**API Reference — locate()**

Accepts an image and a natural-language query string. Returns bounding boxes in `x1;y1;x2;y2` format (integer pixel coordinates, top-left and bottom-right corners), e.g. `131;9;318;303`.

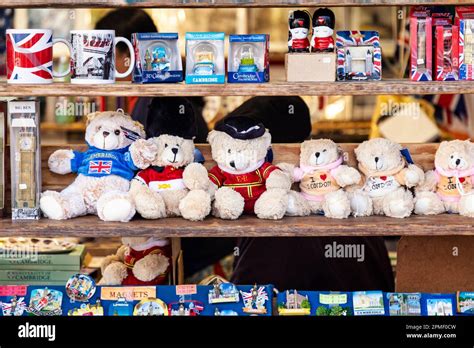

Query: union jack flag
6;30;53;82
423;94;470;138
88;160;112;174
240;286;268;304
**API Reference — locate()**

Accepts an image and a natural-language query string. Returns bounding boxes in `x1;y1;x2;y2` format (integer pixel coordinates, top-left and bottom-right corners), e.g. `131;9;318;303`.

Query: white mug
70;30;135;84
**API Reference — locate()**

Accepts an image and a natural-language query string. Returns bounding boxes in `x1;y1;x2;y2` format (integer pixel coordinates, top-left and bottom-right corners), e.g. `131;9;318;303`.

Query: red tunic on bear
134;166;185;192
208;162;279;214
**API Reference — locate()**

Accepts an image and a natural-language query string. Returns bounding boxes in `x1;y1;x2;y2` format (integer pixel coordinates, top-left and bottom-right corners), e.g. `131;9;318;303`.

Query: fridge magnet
65;274;96;302
288;10;311;53
336;31;382;81
132;32;183;83
133;298;168;316
228;34;270;83
311;8;335;52
68;300;104;316
1;295;27;316
185;32;225;84
386;293;421;316
457;292;474;315
26;288;63;316
278;290;311;316
315;292;353;316
208;283;239;304
214;308;238;316
108;297;133;316
423;294;455;316
168;300;204;316
352;291;385;316
240;285;268;315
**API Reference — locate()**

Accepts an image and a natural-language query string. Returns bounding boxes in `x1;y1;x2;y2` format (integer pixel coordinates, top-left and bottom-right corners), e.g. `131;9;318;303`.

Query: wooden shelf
1;0;471;8
0;214;472;238
41;122;86;132
2;79;474;97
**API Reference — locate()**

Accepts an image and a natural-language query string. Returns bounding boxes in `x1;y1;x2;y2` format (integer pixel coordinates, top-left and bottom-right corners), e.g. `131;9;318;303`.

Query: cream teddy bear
279;139;361;219
415;139;474;217
349;138;425;218
40;111;154;222
99;237;170;286
129;98;211;221
207;116;309;220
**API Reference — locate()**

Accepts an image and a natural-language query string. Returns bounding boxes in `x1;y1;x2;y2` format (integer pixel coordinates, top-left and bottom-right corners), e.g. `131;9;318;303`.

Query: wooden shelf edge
1;0;471;8
2;79;474;97
0;214;472;238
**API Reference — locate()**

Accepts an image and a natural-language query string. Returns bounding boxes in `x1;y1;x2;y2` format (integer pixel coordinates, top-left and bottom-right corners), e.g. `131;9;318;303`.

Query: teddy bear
414;139;474;217
207;116;310;220
40;110;155;222
129;98;211;221
278;139;361;219
349;138;425;218
99;237;171;286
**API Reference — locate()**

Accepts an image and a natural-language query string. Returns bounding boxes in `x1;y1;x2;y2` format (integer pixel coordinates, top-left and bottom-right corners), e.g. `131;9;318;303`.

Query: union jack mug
6;29;72;84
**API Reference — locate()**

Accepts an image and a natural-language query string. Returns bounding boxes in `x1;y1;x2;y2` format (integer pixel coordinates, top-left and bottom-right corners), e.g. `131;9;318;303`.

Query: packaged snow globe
228;34;269;83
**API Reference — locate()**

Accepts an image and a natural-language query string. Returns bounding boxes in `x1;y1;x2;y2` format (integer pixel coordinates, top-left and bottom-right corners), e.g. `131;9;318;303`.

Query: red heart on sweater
320;174;327;181
459;177;466;183
380;176;387;181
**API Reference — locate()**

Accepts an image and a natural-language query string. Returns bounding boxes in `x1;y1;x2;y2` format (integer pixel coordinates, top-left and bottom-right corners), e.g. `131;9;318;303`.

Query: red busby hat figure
311;8;335;53
288;10;311;53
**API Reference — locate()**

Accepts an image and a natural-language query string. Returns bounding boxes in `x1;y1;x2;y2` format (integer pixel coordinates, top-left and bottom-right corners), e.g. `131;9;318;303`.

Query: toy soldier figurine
288;10;311;53
311;8;335;52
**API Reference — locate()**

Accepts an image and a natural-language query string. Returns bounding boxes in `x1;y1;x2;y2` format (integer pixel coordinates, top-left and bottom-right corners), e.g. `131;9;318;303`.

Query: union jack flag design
88;160;113;175
6;30;53;82
423;94;469;138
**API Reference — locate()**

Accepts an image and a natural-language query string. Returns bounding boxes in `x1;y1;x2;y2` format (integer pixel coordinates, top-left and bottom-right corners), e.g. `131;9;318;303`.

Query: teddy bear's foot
97;191;135;222
286;191;311;216
255;189;289;220
323;189;351;219
414;191;445;215
179;189;211;221
383;189;414;218
40;190;87;220
135;190;167;220
99;261;128;285
349;190;373;217
459;194;474;217
212;187;244;220
133;253;170;282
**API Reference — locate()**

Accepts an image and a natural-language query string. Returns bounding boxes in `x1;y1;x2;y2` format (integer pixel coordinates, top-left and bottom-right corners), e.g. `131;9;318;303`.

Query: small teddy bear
349;138;425;218
279;139;361;219
415;139;474;217
99;237;171;286
40;111;154;222
207;116;309;220
129;98;211;221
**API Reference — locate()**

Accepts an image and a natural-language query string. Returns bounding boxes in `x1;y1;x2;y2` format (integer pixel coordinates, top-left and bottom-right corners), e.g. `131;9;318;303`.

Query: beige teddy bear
415;139;474;217
40;111;154;222
278;139;361;219
99;237;170;286
349;138;425;218
207;116;309;220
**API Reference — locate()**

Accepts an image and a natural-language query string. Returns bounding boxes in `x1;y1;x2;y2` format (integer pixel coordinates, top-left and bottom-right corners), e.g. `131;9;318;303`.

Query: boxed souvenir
228;34;269;83
132;32;183;83
185;32;225;84
456;6;474;80
434;25;459;81
8;100;41;220
410;8;433;81
336;31;382;81
0;109;4;217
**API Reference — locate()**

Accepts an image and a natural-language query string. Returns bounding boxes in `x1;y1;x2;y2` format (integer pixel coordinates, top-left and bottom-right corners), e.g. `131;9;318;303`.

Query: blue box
228;34;270;83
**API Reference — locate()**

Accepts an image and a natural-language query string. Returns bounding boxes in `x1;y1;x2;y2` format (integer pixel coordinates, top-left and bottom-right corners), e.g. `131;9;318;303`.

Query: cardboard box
285;53;335;82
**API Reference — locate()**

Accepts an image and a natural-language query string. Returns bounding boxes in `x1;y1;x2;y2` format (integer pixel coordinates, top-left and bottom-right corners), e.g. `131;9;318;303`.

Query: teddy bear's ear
207;130;220;146
86;112;102;125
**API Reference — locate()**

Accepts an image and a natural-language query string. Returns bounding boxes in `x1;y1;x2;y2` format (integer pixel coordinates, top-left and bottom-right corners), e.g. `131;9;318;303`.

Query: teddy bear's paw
40;191;68;220
212;187;245;220
179;190;211;221
323;190;351;219
459;194;474;217
334;166;362;187
133;254;170;282
100;254;121;274
99;262;128;285
383;190;414;218
129;139;158;169
48;149;74;174
183;163;211;190
286;191;311;216
349;191;373;217
414;191;445;215
97;192;136;222
135;191;167;219
255;189;289;220
405;165;425;188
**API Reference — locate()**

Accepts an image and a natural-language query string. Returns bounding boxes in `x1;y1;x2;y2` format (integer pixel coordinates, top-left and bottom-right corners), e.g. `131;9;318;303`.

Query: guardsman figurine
311;8;335;52
288;10;311;53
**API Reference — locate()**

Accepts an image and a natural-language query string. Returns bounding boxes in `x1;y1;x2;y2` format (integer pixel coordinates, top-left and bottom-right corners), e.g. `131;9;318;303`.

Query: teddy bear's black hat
145;97;197;139
214;116;266;140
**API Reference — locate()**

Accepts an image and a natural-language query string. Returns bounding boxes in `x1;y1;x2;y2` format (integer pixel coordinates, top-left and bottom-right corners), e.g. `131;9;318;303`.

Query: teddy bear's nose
315;152;320;158
374;156;380;163
230;161;236;168
171;147;178;155
102;131;110;138
456;158;461;166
